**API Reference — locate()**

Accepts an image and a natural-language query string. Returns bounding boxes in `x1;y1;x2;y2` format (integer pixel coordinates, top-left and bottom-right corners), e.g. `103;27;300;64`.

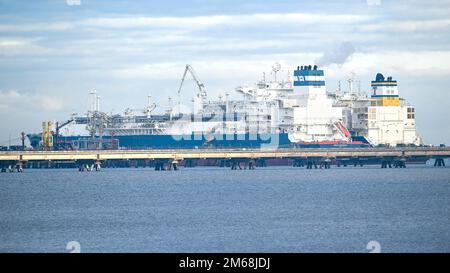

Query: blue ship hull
59;133;291;149
54;133;369;150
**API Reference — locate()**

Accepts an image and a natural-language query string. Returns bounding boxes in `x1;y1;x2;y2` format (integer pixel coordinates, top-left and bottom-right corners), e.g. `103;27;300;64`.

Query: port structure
0;147;449;172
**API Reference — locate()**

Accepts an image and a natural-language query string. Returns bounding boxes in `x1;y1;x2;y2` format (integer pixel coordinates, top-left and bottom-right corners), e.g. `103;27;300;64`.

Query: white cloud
108;49;450;84
0;38;49;57
81;15;229;29
0;90;66;112
0;22;74;32
66;0;81;6
38;96;65;111
0;90;22;110
323;50;450;81
361;19;450;32
108;53;318;82
315;41;356;66
0;12;371;59
0;12;370;35
81;12;370;30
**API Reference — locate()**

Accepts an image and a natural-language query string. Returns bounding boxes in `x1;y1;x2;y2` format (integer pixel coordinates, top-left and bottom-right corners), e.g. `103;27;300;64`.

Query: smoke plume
315;41;356;66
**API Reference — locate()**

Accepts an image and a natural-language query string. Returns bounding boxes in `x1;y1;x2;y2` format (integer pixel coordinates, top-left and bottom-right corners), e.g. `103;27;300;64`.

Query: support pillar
77;160;95;172
0;162;7;173
94;161;101;171
434;158;445;167
154;160;166;171
184;159;196;168
256;159;267;167
170;160;179;171
231;161;237;170
306;161;311;169
15;161;24;172
230;159;243;170
248;159;255;170
293;159;304;168
306;161;317;169
324;158;331;169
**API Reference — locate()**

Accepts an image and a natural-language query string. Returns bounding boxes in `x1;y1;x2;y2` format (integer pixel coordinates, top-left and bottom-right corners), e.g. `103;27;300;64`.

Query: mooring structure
0;147;449;172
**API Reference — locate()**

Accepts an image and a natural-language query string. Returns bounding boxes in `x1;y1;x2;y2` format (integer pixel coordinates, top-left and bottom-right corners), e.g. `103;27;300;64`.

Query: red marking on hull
295;141;363;145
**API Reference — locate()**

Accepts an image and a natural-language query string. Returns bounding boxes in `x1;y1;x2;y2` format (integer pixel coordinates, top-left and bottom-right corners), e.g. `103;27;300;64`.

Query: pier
0;147;449;172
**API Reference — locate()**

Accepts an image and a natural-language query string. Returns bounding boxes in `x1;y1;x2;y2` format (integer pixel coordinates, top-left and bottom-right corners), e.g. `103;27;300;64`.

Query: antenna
147;94;151;113
272;62;281;82
147;95;151;108
347;72;356;93
89;90;97;112
95;95;100;112
222;92;228;114
168;97;173;120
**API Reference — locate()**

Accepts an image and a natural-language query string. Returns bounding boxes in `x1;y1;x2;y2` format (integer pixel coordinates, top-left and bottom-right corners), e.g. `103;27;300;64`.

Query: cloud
0;22;74;32
38;96;65;111
315;41;356;67
80;12;370;30
0;38;50;57
108;53;318;82
361;19;450;32
81;15;229;30
0;90;22;110
0;12;372;59
366;0;381;5
0;12;371;35
66;0;81;6
106;49;450;90
0;90;66;112
1;1;450;144
324;50;450;80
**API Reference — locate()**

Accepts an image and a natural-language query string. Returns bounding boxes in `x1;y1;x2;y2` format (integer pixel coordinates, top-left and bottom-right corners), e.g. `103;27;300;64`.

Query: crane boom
177;64;207;100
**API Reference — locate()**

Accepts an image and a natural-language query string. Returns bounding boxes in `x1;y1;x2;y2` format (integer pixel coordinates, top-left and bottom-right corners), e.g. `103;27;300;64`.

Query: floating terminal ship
27;64;422;150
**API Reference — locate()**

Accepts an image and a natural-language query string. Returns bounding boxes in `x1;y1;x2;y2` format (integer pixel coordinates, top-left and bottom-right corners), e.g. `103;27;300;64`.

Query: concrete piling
434;158;445;167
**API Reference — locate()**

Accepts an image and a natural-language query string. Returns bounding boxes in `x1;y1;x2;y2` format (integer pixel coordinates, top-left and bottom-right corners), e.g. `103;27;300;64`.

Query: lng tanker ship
27;64;421;150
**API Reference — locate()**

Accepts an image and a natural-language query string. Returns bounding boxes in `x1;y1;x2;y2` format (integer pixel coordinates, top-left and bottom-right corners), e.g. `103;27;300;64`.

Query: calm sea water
0;164;449;253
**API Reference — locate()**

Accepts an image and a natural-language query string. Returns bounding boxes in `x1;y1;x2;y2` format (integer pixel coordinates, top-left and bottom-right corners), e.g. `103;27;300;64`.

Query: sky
0;0;449;145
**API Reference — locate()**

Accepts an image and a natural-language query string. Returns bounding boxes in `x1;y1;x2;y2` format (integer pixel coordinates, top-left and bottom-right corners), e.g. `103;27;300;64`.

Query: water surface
0;165;449;252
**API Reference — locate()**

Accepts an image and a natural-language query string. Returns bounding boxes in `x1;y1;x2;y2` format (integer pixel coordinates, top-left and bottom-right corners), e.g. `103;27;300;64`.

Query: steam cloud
315;41;356;66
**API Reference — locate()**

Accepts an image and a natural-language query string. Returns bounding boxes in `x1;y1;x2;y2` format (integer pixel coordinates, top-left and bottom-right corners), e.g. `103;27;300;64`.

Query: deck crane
54;118;75;150
177;64;208;110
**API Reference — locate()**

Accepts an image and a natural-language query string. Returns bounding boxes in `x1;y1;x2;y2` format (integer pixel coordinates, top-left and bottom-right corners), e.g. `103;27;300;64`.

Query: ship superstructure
288;65;350;143
337;73;422;146
367;74;421;146
27;64;421;150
